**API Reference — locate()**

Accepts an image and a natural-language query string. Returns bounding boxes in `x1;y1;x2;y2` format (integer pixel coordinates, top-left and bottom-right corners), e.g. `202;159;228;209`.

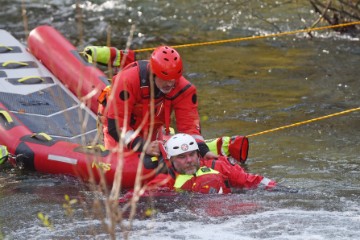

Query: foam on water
3;189;359;240
126;208;360;240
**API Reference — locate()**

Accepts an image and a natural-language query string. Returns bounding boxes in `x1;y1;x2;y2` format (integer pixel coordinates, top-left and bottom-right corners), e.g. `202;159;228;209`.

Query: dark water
1;0;360;239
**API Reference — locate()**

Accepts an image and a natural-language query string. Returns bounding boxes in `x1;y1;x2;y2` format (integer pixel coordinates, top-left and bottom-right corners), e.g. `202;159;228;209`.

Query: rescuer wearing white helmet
150;133;278;194
165;133;201;175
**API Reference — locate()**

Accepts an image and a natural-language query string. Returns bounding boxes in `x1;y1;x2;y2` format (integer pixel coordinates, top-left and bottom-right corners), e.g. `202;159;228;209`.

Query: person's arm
205;135;249;163
106;67;142;150
197;141;211;158
199;143;218;159
83;46;136;68
209;157;276;190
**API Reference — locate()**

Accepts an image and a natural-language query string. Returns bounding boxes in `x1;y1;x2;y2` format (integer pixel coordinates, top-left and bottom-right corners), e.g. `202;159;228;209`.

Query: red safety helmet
150;46;183;80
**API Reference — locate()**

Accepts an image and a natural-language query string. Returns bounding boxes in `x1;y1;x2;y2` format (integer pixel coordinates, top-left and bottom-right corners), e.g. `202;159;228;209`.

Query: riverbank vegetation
309;0;360;35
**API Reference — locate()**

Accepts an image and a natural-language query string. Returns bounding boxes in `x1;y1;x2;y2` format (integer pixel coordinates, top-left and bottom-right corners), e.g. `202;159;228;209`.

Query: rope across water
246;107;360;138
115;21;360;137
134;21;360;52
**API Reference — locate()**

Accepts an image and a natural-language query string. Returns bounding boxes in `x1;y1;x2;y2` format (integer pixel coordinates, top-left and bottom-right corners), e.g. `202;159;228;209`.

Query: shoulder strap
164;83;192;101
137;60;150;138
138;60;150;98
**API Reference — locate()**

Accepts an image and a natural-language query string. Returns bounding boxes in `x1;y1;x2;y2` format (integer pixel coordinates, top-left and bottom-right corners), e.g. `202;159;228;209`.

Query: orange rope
134;21;360;53
247;107;360;138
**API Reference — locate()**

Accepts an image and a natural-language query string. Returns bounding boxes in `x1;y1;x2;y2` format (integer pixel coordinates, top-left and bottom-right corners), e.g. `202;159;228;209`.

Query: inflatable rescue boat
0;26;157;188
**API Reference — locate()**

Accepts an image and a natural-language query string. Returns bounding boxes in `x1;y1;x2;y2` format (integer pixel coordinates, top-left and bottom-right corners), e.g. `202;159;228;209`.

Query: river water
1;0;359;239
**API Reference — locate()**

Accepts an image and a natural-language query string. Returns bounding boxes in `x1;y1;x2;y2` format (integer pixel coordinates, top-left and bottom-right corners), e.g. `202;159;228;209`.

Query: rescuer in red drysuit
102;46;217;159
85;45;248;163
143;133;277;194
83;46;136;148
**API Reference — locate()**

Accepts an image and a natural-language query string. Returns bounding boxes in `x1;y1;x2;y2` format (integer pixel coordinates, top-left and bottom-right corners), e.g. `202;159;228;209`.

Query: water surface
1;1;359;239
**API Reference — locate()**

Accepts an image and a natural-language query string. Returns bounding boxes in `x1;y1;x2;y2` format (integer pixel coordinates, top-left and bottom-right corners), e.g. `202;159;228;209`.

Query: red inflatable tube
0;102;32;155
27;25;107;114
0;102;153;188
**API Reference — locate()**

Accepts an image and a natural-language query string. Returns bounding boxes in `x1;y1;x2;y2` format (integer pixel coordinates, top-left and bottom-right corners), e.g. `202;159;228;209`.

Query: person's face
154;76;176;94
171;150;200;175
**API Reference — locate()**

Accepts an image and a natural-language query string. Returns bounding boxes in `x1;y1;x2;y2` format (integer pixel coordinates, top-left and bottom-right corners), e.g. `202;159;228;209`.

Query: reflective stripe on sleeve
220;137;230;156
113;49;121;67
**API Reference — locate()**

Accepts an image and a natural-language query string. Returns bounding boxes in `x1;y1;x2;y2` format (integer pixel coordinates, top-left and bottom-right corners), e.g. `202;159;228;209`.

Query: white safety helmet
165;133;199;158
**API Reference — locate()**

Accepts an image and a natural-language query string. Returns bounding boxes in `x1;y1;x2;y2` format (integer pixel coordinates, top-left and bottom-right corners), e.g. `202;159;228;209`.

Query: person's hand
260;179;299;193
260;177;277;190
265;180;277;190
203;151;218;160
145;140;161;156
